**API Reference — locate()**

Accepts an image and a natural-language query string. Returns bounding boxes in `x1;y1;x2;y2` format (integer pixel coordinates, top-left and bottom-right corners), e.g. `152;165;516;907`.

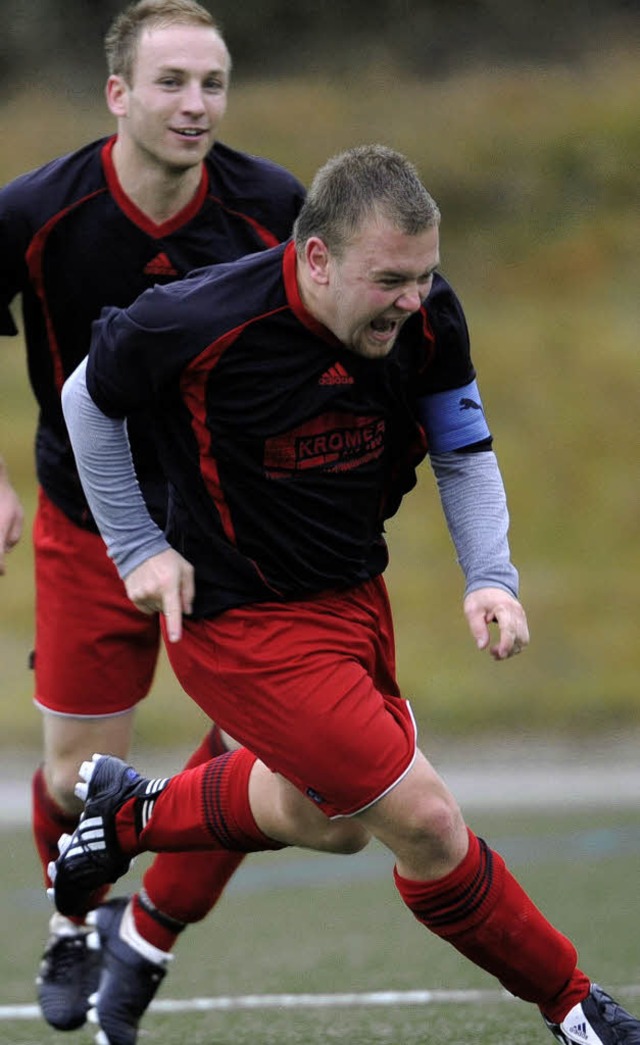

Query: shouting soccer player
59;144;640;1045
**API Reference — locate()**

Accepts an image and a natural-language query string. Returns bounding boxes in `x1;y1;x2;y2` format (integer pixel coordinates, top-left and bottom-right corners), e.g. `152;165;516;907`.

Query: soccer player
58;143;640;1044
0;0;324;1037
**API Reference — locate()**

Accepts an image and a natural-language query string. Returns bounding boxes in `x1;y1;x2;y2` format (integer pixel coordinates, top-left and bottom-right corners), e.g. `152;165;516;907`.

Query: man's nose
181;82;206;113
395;286;423;313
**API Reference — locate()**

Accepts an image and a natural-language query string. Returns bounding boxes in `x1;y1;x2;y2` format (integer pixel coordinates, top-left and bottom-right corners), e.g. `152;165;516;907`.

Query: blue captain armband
417;379;491;453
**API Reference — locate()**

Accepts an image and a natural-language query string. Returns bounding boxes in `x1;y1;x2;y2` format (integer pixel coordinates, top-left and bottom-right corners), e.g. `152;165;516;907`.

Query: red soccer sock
32;765;79;886
394;828;590;1021
133;726;246;947
196;724;232;761
115;747;285;856
32;765;109;923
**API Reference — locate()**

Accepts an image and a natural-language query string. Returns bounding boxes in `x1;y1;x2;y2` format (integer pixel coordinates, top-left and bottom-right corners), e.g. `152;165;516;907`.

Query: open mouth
369;317;398;337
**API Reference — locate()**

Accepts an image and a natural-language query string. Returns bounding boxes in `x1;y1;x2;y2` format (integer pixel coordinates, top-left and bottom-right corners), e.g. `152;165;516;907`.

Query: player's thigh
249;764;370;853
167;583;416;818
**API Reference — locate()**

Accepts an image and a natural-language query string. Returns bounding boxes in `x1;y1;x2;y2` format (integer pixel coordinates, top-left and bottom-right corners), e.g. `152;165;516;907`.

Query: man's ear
106;75;128;118
304;237;331;286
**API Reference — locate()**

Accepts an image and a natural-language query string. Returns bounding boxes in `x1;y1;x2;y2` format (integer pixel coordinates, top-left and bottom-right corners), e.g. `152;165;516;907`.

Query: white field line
3;985;640;1021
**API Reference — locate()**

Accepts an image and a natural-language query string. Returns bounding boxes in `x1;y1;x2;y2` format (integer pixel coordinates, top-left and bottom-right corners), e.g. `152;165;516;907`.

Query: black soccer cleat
88;897;169;1045
36;914;102;1031
49;754;169;918
544;984;640;1044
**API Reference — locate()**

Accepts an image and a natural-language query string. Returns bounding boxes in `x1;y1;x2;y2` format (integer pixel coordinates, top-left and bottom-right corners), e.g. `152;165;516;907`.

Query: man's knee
394;791;464;849
43;756;85;813
358;757;468;875
318;818;370;855
41;709;134;812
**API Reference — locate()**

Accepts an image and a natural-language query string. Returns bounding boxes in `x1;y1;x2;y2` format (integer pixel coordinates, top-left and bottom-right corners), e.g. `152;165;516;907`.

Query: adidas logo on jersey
144;252;178;276
319;362;354;386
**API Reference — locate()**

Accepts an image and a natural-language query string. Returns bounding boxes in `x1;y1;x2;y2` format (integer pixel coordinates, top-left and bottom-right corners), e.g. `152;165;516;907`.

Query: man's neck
111;137;204;225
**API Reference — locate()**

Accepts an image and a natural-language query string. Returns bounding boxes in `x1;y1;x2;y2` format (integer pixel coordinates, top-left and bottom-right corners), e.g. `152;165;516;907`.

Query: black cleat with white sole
88;897;169;1045
36;916;102;1031
544;984;640;1044
49;754;169;918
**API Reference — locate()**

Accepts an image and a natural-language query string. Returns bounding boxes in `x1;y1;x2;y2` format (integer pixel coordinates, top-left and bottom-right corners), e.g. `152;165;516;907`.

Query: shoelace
45;937;86;981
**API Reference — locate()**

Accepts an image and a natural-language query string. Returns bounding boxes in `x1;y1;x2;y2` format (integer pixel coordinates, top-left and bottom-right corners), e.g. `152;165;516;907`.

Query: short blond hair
105;0;224;83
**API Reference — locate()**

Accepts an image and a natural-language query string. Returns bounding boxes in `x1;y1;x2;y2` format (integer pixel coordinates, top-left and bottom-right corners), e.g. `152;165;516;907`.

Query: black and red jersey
86;242;488;617
0;136;305;527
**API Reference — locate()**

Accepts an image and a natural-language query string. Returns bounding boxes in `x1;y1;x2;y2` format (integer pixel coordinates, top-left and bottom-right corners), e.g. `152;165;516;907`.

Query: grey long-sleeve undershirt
62;359;170;580
428;451;518;598
62;359;518;598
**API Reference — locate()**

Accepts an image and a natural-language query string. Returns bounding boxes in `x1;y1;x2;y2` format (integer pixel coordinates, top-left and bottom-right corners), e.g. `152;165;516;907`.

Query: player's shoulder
425;271;464;313
170;240;285;311
136;242;286;330
205;140;305;204
423;271;470;343
0;137;109;217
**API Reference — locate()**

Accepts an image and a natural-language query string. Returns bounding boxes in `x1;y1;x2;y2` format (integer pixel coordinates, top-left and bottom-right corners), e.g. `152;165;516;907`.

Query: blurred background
1;0;639;757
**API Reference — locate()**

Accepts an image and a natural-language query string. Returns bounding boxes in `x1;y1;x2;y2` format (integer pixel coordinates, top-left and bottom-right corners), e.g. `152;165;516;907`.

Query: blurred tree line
2;0;639;90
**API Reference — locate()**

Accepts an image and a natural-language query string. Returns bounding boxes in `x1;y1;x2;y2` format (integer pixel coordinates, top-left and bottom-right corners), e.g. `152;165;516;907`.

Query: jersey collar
282;241;340;346
101;136;209;238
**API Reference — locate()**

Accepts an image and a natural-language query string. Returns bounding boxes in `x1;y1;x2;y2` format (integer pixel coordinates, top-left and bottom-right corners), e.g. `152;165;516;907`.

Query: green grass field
2;803;640;1044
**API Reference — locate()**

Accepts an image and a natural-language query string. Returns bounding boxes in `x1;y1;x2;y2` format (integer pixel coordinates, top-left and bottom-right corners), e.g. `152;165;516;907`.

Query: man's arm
61;360;193;641
0;456;24;575
430;449;529;660
0;198;27;571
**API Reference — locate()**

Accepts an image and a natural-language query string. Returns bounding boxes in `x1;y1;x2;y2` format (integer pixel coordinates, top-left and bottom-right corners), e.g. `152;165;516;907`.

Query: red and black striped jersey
85;242;489;617
0;135;305;528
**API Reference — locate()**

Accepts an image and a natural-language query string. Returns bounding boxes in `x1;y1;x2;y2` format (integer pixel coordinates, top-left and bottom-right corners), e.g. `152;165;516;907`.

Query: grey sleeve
61;358;171;579
429;450;519;598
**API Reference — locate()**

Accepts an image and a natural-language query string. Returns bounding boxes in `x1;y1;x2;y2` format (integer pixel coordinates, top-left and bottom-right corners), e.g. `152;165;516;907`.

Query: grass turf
2;805;640;1044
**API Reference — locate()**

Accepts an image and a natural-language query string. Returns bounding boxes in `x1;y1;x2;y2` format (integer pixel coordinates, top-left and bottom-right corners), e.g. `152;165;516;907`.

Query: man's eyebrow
373;261;440;280
156;64;228;76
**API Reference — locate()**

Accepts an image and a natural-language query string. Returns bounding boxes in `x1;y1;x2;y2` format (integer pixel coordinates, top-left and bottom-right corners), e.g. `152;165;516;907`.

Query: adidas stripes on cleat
49;754;168;919
544;984;640;1044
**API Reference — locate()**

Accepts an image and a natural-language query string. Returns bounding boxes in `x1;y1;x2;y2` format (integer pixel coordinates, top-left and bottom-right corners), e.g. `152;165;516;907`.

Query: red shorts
164;575;417;818
33;488;161;716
